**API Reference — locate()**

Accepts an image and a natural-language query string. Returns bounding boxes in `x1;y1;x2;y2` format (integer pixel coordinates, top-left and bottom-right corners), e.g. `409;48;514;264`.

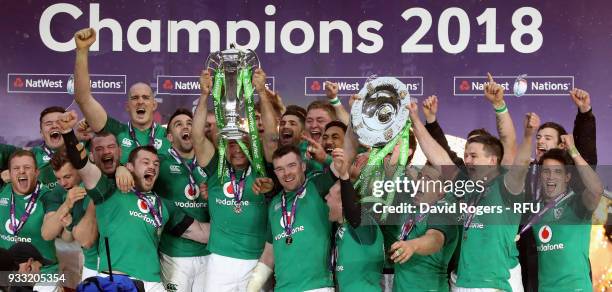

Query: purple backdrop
1;1;611;163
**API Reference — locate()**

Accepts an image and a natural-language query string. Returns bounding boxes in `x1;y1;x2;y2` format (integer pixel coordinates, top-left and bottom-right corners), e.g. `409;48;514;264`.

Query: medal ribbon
168;148;198;191
462;187;488;231
281;182;307;239
41;144;54;157
228;165;249;207
10;184;41;235
128;121;157;147
399;212;427;241
212;69;228;184
133;189;163;228
518;191;572;236
238;68;266;178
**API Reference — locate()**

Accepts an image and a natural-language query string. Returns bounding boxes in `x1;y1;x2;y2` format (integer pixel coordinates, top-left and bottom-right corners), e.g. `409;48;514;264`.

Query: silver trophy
205;44;260;140
350;77;411;147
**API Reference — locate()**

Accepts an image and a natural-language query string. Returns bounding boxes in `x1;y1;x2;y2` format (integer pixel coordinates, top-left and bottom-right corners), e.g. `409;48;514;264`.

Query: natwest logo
7;73;126;94
453;76;574;96
157;75;275;96
305;76;423;96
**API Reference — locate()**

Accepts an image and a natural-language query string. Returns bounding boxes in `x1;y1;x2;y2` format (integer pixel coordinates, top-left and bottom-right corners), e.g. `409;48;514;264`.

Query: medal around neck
205;44;260;140
350;77;411;147
513;74;528;97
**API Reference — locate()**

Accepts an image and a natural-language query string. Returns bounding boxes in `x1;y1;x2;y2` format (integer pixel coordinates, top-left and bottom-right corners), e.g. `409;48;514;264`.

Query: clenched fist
75;28;96;50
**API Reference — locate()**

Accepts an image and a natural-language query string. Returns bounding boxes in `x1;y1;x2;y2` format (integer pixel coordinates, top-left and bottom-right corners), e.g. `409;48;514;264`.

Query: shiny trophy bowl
205;44;260;140
350;77;410;147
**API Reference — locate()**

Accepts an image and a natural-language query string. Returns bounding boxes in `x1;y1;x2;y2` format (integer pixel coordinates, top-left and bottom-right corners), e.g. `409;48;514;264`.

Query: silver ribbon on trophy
205;44;260;140
350;76;411;147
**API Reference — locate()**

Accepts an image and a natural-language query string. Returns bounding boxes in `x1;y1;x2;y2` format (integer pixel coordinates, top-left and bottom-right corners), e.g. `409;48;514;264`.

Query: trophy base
220;127;248;140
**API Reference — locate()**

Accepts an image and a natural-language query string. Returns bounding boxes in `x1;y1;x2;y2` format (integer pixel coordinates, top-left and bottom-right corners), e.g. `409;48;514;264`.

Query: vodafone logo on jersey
137;199;150;213
184;184;199;201
538;225;552;243
4;219;17;235
280;212;293;228
222;181;235;199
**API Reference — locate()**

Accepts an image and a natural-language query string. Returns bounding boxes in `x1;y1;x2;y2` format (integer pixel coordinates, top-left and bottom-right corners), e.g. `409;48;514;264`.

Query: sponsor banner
304;76;423;97
453;76;574;96
156;75;275;95
7;73;126;94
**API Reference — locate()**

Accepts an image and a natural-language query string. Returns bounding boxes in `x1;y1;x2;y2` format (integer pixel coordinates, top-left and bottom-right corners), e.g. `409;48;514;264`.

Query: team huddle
0;27;604;292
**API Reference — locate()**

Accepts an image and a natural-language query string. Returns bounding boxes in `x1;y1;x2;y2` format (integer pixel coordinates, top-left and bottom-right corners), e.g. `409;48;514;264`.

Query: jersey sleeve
310;171;337;198
163;198;189;231
427;212;459;246
41;188;65;213
349;220;380;246
87;175;116;204
102;117;127;136
570;191;594;221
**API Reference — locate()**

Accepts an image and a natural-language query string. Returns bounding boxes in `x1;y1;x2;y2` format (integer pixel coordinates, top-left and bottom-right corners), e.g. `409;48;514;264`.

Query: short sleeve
0;144;18;170
102;117;127;136
203;153;220;177
164;198;188;230
310;172;337;197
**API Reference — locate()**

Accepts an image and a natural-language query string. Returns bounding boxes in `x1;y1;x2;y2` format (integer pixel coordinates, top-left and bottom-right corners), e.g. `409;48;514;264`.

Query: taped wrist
62;130;88;169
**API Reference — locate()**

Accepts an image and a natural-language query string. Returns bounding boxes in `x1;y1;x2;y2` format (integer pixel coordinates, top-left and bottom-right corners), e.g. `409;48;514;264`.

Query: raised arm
504;113;539;195
561;134;603;210
325;81;350;125
193;70;216;168
74;28;108;132
408;102;455;168
422;95;465;168
254;69;280;163
332;148;362;228
484;73;517;166
569;88;597;165
57;111;102;189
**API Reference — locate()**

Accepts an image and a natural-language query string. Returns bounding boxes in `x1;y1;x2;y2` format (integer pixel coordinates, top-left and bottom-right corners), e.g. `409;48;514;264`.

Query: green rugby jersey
0;144;18;190
0;184;63;273
266;172;336;292
204;154;268;260
103;117;170;164
334;217;384;292
533;190;592;292
454;174;523;291
88;175;188;282
392;197;459;292
31;146;60;190
154;151;209;258
66;192;99;272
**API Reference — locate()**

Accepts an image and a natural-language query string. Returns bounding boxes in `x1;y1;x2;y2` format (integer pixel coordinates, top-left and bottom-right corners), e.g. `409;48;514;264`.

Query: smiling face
226;140;249;170
53;163;80;190
322;126;345;154
91;134;121;175
40;111;64;149
536;127;563;160
279;115;303;147
126;149;160;192
126;83;157;128
305;108;333;144
273;152;306;192
167;114;193;154
9;155;39;195
464;142;498;180
540;158;570;201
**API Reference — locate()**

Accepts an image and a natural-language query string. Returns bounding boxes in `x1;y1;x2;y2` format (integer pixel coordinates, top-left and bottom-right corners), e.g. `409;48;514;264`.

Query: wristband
568;146;580;158
62;130;88;169
494;103;508;114
330;97;341;106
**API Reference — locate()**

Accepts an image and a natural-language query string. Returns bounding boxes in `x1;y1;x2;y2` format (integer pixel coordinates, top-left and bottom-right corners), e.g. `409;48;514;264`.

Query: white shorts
305;288;335;292
204;253;258;292
82;266;99;281
160;253;209;292
450;264;524;292
32;282;60;292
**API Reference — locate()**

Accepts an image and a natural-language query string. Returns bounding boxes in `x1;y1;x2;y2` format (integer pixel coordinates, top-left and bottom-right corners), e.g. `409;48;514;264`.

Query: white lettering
39;3;83;52
127;19;161;52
